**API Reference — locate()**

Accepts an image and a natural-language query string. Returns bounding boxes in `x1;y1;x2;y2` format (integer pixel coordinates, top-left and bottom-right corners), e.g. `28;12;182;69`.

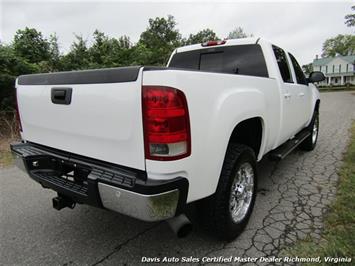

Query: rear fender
206;89;266;193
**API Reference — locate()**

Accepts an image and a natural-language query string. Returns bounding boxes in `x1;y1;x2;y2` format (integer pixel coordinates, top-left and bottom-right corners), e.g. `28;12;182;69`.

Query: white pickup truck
11;38;325;240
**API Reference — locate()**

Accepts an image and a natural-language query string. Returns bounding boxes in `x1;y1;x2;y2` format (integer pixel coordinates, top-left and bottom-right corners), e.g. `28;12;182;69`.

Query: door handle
51;88;72;105
298;92;305;97
53;90;66;100
284;93;291;99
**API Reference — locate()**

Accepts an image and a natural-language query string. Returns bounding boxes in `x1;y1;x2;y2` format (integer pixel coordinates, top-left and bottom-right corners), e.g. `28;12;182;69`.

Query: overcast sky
1;0;354;65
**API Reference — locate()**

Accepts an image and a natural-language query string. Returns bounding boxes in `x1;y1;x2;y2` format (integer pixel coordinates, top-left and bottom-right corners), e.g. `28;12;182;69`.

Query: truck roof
175;37;263;53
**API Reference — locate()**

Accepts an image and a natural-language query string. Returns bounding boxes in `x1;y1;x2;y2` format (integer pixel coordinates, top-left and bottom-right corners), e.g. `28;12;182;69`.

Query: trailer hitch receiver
52;195;76;210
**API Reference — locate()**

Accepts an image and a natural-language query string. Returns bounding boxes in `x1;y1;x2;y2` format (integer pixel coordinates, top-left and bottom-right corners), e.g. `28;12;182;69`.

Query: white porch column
328;77;331;85
341;75;344;85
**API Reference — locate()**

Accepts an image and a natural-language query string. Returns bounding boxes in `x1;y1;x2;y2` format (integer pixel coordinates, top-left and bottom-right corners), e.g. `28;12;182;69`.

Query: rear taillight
201;40;226;47
142;86;191;160
15;88;22;132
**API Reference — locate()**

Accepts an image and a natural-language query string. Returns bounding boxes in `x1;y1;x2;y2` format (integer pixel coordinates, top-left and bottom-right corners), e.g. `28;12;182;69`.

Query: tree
118;35;131;49
48;34;61;70
226;27;253;39
39;33;61;72
139;15;182;65
302;63;313;76
13;27;50;63
88;30;116;67
60;35;90;70
345;5;355;27
88;31;138;68
128;43;152;65
184;29;219;45
0;43;39;110
321;34;355;57
110;35;133;66
0;18;260;112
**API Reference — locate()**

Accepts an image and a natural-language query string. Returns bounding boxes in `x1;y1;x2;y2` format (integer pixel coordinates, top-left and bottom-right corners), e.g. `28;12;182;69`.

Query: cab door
288;53;312;127
272;45;302;145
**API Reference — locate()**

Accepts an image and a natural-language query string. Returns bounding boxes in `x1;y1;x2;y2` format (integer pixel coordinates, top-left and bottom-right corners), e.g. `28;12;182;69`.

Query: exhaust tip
167;214;193;238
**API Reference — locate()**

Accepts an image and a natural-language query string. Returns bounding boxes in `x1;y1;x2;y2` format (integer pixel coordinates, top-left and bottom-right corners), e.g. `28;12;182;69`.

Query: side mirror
307;71;325;83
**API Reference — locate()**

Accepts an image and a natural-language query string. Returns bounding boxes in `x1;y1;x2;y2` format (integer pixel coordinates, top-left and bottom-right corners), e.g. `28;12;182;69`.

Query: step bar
269;129;311;161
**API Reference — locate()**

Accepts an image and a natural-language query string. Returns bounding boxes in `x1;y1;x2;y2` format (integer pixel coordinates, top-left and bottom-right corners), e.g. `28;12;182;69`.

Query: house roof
313;55;355;66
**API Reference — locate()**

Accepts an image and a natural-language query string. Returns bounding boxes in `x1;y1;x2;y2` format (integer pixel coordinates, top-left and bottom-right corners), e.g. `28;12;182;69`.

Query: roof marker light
201;40;226;47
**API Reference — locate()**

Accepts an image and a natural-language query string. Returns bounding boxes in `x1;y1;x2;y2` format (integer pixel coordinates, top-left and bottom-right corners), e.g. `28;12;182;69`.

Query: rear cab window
168;44;269;78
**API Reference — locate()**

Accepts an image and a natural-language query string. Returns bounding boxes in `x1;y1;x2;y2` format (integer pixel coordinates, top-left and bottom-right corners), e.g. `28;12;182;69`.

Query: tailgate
16;66;146;170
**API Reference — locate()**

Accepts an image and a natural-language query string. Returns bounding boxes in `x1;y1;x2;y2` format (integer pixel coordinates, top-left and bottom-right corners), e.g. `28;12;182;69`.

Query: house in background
312;54;355;86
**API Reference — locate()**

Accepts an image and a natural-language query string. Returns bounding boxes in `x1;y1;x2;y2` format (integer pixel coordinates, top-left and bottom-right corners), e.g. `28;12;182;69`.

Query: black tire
300;110;319;151
198;143;257;241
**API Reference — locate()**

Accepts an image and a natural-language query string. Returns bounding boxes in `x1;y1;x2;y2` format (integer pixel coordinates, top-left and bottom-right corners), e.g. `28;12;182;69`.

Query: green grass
284;122;355;265
0;138;16;168
0;149;13;168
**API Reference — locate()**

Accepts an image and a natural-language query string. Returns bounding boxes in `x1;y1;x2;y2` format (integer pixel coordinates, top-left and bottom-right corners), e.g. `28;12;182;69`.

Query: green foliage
322;34;355;57
184;29;219;45
302;63;313;75
47;34;61;71
60;35;90;70
226;27;252;39
13;27;50;63
0;43;40;111
0;17;254;111
118;35;131;49
128;43;152;65
139;15;182;65
345;5;355;27
89;30;123;67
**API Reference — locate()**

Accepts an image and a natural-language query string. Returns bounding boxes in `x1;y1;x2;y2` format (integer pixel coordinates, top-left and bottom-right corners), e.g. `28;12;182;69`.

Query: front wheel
198;144;257;240
300;111;319;151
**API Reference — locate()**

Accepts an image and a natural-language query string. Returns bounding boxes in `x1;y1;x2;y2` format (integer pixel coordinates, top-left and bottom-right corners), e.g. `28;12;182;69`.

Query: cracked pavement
1;91;354;265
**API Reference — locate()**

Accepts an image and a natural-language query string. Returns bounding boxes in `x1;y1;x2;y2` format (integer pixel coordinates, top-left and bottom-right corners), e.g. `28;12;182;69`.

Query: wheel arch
208;116;265;198
227;116;265;160
315;99;320;112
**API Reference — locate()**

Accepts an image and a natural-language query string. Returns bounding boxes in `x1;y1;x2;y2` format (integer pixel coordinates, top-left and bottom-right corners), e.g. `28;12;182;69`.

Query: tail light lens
142;86;191;160
15;88;23;132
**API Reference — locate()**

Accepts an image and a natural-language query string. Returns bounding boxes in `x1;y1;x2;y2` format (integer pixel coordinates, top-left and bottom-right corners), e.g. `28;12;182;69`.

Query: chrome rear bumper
12;150;27;173
10;142;188;222
98;183;179;221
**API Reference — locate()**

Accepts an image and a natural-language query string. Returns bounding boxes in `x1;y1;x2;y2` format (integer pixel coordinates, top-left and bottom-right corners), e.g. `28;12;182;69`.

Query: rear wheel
300;111;319;151
198;143;257;240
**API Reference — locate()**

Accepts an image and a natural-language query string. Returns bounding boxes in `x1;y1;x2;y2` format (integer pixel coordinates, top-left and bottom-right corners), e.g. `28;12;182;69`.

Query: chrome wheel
229;162;254;223
312;115;318;144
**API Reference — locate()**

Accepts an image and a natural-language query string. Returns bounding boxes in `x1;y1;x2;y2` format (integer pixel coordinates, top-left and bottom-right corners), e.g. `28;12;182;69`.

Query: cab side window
289;53;307;85
272;45;293;83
